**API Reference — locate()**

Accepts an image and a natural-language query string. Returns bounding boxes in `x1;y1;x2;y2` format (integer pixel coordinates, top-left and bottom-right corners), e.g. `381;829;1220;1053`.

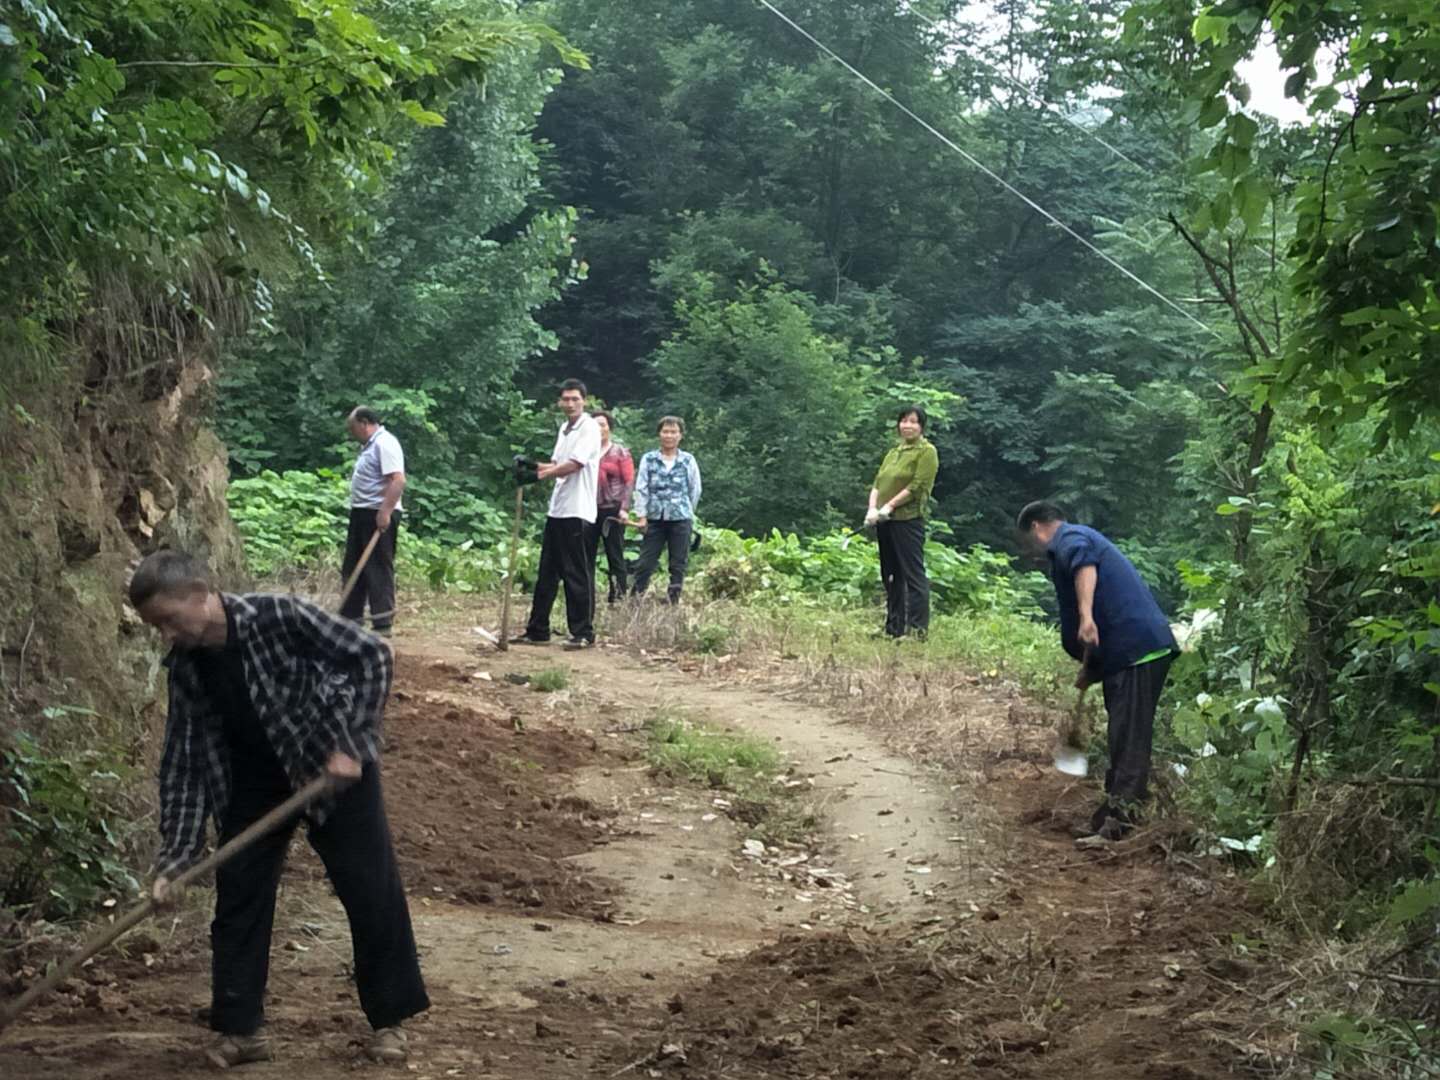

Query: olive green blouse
872;438;939;521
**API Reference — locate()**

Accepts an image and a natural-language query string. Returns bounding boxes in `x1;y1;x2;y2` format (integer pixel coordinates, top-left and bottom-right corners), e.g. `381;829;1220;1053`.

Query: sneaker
562;636;594;650
205;1033;273;1069
367;1026;408;1065
509;633;549;646
1096;816;1131;841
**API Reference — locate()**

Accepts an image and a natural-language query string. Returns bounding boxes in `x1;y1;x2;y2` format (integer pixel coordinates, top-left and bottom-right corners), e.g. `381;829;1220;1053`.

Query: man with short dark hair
130;550;427;1068
513;379;602;648
1018;501;1178;841
343;407;406;637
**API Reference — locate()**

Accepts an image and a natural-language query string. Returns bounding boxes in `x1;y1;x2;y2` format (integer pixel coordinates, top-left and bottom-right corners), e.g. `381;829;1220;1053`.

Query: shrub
1;729;140;920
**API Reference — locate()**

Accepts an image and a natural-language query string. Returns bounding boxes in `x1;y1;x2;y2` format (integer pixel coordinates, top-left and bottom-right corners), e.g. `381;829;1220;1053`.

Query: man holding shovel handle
127;550;427;1068
1018;502;1178;844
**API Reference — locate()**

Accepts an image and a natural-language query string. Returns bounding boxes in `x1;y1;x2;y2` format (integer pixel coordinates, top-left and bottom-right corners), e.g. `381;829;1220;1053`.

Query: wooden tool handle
497;486;525;651
336;529;383;614
0;774;336;1034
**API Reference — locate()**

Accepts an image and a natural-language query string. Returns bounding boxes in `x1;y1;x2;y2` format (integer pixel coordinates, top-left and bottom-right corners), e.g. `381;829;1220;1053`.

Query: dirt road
0;613;1277;1078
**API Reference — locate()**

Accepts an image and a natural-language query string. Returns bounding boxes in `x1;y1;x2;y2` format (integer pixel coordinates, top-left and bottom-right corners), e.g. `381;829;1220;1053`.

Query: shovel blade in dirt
1053;744;1088;777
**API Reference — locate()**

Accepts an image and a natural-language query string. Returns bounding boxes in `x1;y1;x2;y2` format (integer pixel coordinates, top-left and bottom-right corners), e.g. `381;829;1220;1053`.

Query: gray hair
129;550;211;608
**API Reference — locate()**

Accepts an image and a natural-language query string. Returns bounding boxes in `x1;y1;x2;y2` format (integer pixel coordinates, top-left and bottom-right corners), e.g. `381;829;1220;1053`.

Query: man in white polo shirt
514;379;601;649
343;406;406;637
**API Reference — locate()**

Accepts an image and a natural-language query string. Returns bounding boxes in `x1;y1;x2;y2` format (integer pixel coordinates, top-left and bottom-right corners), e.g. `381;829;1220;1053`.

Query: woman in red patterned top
589;411;635;603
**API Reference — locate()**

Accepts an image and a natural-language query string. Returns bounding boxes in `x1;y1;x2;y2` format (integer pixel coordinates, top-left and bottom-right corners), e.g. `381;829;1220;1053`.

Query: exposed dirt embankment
1;354;245;912
2;357;242;716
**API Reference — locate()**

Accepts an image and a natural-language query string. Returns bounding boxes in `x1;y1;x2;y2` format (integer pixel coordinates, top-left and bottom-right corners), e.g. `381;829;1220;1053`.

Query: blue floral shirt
633;449;702;521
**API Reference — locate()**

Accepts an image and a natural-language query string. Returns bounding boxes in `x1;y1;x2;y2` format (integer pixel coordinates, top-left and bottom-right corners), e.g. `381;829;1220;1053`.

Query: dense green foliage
228;468;531;589
1;728;138;919
0;0;574;385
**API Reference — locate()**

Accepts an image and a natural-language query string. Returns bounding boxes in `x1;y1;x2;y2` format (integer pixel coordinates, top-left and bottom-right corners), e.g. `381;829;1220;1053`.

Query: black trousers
876;518;929;636
1099;655;1175;815
210;763;428;1036
526;515;595;641
340;508;399;631
587;505;628;603
632;519;691;603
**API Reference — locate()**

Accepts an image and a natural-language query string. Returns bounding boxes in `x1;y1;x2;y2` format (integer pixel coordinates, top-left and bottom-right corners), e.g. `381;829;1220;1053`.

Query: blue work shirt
1047;523;1176;678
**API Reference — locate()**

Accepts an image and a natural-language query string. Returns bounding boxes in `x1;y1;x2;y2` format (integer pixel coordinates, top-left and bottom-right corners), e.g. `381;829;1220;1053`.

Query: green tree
649;274;880;535
216;38;587;529
1123;0;1440;436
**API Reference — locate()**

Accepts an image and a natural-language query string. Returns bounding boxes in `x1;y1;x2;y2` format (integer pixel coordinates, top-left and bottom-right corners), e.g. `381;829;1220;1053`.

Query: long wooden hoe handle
497;485;525;651
336;529;383;615
0;774;337;1034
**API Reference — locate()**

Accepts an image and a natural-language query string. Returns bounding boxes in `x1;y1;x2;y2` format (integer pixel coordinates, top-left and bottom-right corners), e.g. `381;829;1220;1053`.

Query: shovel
0;774;340;1034
1053;648;1094;777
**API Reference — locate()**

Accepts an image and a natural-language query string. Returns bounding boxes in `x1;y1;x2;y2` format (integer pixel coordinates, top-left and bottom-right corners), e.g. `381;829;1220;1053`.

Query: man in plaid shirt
130;551;427;1069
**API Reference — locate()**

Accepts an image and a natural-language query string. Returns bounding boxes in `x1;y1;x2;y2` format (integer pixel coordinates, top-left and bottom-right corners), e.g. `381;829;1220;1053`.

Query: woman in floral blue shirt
629;416;702;603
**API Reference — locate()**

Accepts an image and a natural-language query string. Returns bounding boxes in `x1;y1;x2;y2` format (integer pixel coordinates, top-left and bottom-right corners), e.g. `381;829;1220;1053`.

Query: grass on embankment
644;708;817;846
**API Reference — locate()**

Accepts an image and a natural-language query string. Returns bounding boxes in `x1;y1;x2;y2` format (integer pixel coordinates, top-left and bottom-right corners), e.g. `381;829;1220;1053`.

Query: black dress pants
526;515;595;641
209;763;428;1036
1099;655;1175;816
876;518;930;636
340;508;399;631
631;519;692;603
587;504;628;603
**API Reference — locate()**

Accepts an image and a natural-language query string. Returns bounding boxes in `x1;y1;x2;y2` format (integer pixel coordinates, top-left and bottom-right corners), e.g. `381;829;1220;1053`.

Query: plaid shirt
154;593;393;879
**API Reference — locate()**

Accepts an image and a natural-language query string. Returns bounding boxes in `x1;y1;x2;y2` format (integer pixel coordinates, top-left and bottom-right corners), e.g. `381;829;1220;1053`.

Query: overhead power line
754;0;1218;338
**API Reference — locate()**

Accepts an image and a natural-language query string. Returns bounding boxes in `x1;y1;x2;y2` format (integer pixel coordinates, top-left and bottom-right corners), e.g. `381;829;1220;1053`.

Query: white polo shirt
547;414;601;523
350;427;405;511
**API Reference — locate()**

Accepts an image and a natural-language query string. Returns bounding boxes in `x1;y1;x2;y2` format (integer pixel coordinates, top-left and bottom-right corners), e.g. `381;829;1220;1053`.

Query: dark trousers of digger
209;763;428;1036
632;519;691;603
587;504;628;603
1094;655;1175;828
876;518;929;636
526;515;595;641
340;508;399;631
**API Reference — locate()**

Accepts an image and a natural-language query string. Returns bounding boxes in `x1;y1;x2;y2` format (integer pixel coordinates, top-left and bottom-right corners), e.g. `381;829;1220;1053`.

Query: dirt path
0;614;1275;1079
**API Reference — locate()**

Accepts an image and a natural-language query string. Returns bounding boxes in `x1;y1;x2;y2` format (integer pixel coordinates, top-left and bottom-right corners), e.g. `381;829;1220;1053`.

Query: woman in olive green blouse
866;405;940;638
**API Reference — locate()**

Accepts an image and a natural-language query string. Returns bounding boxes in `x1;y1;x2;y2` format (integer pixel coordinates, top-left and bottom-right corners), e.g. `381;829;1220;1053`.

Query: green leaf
1229;113;1259;151
0;22;17;46
1386;880;1440;927
400;100;446;126
1192;13;1230;45
1209;190;1232;228
1197;95;1228;129
1235;176;1269;233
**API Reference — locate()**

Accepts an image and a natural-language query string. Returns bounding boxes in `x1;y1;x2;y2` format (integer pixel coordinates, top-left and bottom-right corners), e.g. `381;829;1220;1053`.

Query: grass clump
694;623;733;655
529;666;570;692
644;709;818;845
646;710;780;789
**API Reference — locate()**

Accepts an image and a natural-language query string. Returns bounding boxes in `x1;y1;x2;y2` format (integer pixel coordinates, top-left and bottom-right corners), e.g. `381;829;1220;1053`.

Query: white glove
864;508;880;527
876;506;892;522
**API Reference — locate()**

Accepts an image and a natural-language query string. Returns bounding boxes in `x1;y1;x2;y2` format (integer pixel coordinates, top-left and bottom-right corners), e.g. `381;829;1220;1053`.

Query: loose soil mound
609;771;1276;1079
381;653;621;918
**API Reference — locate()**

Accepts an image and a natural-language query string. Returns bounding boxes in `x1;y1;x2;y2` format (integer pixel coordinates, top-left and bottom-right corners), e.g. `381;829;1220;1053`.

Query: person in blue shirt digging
1018;501;1178;843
